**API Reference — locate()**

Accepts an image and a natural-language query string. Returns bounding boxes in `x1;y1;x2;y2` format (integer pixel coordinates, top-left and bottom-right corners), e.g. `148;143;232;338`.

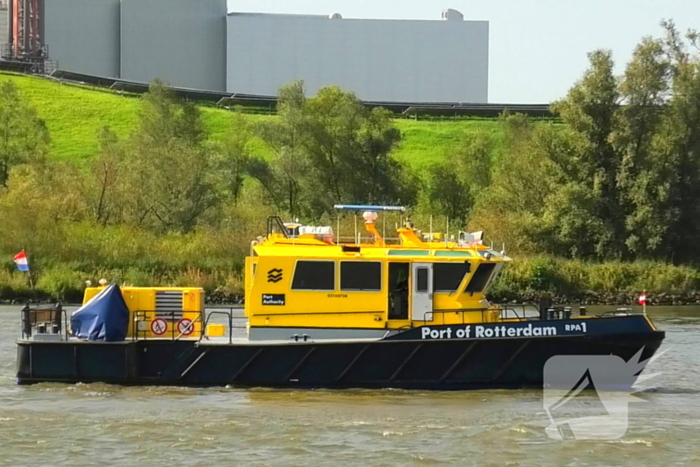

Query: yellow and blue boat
16;205;665;389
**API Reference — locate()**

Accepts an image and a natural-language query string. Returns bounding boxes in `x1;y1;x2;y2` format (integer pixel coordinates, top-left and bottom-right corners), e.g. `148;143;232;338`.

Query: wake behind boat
16;205;664;389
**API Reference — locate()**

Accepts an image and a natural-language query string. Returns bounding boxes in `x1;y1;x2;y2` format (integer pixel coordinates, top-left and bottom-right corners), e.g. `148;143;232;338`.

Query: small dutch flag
13;250;29;272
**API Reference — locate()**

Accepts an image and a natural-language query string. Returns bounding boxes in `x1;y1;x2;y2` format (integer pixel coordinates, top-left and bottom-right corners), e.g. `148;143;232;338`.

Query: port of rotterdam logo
267;268;283;283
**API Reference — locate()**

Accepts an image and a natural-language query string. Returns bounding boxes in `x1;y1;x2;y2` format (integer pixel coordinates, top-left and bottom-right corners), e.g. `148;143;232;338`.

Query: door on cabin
388;262;409;320
411;263;433;321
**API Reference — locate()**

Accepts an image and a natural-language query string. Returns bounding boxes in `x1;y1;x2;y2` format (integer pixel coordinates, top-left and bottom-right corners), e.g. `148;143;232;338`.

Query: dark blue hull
16;316;665;390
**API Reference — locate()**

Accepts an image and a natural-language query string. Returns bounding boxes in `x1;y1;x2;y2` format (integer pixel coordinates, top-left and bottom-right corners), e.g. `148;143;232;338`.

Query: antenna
445;216;449;248
354;213;357;245
382;211;386;243
429;215;433;252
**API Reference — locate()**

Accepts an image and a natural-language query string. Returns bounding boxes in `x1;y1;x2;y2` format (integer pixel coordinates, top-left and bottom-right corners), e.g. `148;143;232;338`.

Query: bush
489;256;700;302
35;267;85;302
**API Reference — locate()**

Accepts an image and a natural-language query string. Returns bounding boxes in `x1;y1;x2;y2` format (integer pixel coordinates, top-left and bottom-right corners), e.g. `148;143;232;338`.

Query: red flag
638;293;647;305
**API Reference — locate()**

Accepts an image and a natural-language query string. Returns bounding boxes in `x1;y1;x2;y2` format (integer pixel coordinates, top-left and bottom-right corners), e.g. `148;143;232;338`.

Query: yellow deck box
82;286;205;339
206;323;226;337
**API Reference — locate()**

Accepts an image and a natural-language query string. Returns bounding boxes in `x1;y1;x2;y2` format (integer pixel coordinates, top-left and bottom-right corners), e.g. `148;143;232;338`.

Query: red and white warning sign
150;318;168;336
177;318;194;336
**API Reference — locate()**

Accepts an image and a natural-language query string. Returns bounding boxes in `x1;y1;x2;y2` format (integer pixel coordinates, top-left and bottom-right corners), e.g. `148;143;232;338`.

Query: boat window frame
388;249;431;256
464;262;497;295
290;259;336;291
433;261;472;293
483;262;504;294
434;250;474;257
415;267;430;293
339;260;382;292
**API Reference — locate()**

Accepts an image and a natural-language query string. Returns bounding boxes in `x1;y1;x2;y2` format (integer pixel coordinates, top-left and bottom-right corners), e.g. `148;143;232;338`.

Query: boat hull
16;316;665;390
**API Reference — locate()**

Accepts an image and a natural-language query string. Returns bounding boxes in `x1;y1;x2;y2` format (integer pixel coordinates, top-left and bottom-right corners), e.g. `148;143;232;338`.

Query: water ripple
0;307;699;465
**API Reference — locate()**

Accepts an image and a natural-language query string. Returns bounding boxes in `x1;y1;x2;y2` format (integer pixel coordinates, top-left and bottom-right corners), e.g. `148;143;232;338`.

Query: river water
0;305;698;466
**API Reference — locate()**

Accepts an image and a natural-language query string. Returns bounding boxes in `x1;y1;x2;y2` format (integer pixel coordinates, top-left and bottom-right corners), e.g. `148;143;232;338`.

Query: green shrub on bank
490;257;700;301
4;265;244;303
0;269;33;300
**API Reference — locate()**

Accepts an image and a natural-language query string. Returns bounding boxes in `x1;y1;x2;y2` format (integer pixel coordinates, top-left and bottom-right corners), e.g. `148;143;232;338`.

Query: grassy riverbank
0;72;507;169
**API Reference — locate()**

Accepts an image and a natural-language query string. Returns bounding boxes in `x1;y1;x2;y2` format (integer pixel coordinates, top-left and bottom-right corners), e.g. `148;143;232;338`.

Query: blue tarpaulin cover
71;284;129;341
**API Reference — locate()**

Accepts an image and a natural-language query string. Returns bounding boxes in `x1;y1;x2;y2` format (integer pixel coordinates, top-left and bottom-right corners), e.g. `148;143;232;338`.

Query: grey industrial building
43;0;122;79
227;12;488;102
0;2;7;52
41;0;227;91
3;1;489;103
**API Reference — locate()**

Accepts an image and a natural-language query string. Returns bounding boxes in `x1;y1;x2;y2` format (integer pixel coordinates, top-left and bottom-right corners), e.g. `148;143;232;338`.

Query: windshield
465;263;496;294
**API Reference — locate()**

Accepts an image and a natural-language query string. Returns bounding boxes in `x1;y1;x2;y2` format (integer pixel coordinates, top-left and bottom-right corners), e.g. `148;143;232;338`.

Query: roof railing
334;204;405;212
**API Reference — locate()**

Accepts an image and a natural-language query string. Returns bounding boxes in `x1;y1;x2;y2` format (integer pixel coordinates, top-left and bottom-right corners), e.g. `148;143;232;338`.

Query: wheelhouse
244;206;510;338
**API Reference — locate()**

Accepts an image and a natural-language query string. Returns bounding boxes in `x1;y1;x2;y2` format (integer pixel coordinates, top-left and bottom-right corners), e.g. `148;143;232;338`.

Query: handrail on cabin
333;204;406;212
266;216;291;238
201;310;234;345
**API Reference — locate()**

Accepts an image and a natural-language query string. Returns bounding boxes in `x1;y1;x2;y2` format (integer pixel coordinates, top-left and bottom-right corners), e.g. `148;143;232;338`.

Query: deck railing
131;309;205;341
423;308;495;325
20;303;68;340
20;303;593;342
424;304;583;326
200;308;248;344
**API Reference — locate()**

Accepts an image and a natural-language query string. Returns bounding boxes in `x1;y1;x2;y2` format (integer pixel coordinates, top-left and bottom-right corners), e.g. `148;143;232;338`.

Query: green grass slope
2;72;505;168
394;119;504;168
3;73;141;160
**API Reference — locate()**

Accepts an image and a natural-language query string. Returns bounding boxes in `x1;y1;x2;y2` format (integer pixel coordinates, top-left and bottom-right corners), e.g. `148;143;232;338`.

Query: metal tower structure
3;0;55;73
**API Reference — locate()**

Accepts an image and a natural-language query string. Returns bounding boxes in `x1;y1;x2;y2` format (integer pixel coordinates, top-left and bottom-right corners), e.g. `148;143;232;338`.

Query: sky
227;0;698;103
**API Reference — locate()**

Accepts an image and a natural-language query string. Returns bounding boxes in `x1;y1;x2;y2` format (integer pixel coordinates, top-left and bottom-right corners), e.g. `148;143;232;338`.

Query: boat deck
200;336;384;346
16;335;386;346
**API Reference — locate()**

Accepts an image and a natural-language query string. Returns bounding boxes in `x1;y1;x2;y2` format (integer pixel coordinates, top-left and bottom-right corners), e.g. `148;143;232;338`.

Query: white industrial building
2;1;489;103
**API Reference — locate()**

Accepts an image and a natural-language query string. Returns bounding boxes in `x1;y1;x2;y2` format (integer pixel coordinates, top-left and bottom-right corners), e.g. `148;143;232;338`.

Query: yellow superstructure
244;209;510;334
83;286;204;338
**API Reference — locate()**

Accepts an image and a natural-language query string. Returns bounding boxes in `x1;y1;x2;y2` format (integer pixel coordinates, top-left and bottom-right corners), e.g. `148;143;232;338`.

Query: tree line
428;21;700;264
0;21;699;287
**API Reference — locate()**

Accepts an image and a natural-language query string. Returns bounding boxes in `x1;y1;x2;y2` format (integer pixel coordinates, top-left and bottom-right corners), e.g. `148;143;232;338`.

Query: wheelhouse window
340;262;381;291
416;268;429;292
292;261;335;290
465;263;496;294
433;262;471;292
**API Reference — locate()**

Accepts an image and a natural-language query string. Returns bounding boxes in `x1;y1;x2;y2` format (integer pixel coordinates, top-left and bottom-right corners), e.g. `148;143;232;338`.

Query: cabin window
291;261;335;290
388;250;430;256
340;262;381;291
435;250;473;257
465;263;497;294
433;262;471;292
416;268;429;292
